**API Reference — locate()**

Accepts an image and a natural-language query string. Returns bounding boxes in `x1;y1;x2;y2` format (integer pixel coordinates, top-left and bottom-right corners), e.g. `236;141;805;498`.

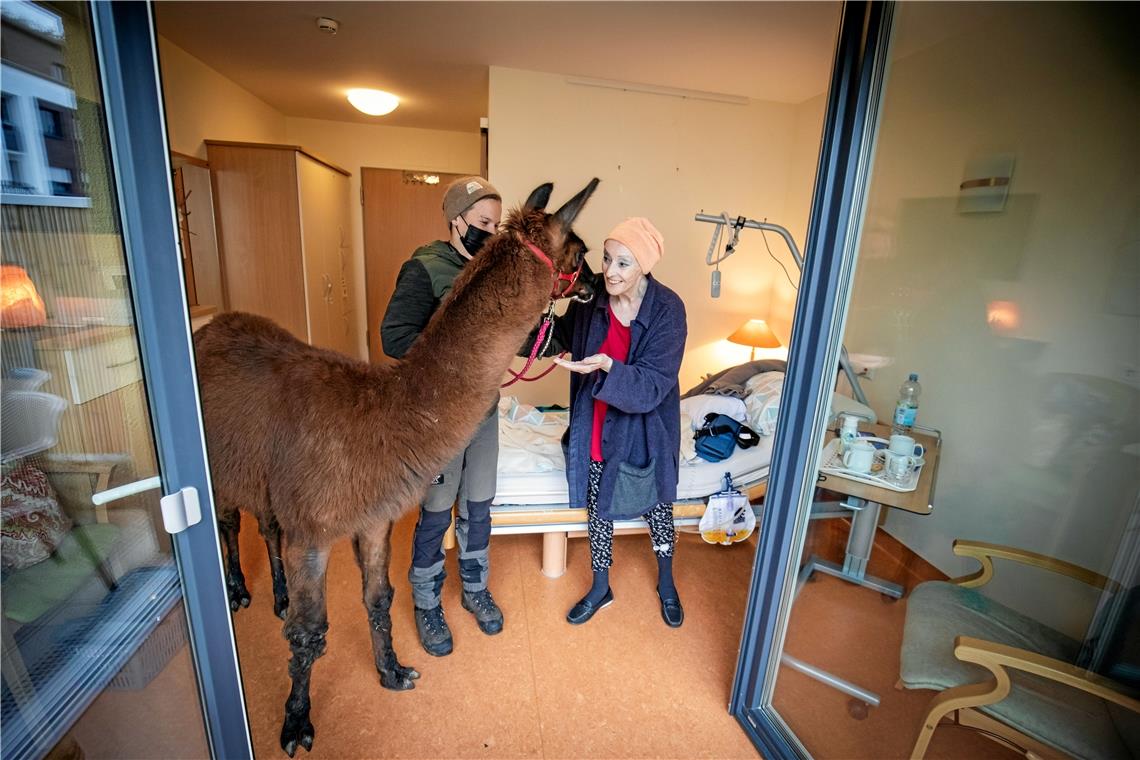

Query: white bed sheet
494;409;773;506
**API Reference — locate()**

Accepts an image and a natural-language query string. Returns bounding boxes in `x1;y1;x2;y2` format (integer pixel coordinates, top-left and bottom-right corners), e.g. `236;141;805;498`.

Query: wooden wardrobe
205;140;358;357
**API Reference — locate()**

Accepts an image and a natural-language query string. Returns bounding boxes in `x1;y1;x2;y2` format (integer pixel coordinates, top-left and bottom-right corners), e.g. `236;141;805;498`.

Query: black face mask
457;215;493;256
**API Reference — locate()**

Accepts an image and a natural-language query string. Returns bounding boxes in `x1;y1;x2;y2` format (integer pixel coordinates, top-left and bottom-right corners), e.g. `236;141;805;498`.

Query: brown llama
193;179;599;756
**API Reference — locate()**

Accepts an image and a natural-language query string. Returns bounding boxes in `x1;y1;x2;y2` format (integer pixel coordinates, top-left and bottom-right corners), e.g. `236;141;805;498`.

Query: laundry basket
109;607;189;691
1;390;67;464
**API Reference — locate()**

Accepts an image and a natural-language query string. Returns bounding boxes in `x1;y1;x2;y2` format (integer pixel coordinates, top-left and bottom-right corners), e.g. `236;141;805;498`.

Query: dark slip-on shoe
566;588;614;625
659;595;684;628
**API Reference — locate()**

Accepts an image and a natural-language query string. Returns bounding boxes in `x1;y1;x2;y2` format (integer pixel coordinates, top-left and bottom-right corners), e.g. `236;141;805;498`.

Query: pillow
679;412;698;463
745;372;784;435
2;462;73;570
679;394;747;430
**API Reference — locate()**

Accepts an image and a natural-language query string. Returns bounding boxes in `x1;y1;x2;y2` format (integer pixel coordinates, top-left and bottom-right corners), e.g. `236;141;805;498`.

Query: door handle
92;477;202;534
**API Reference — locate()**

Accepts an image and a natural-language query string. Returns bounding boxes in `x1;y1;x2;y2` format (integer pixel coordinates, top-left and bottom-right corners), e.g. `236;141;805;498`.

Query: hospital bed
491;404;774;577
486;380;875;578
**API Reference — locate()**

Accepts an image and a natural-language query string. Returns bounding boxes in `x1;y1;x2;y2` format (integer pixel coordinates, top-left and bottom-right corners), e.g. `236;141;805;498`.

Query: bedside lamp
1;265;46;328
727;319;781;361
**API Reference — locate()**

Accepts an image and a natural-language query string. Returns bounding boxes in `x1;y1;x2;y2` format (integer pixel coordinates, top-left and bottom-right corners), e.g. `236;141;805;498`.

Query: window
39;105;63;138
1;95;20;152
48;165;71;194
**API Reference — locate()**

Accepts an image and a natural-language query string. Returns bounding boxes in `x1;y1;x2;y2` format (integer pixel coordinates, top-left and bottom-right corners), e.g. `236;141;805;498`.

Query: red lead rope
502;303;563;387
501;236;578;387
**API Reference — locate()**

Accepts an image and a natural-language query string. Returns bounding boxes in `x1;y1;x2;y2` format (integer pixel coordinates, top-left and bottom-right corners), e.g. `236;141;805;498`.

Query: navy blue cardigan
551;275;687;520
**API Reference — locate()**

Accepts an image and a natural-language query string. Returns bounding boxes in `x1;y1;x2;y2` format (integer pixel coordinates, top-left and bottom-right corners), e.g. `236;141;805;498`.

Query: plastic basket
108;608;188;690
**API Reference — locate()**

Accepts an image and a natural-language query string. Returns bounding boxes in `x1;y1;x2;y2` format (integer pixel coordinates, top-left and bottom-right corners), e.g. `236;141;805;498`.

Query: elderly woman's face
601;240;644;298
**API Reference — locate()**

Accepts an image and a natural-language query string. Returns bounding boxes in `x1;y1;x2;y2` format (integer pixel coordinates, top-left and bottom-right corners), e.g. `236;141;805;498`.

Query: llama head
504;179;600;303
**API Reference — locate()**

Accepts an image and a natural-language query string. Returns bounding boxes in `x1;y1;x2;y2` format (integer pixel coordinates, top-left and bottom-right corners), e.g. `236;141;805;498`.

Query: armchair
900;539;1140;760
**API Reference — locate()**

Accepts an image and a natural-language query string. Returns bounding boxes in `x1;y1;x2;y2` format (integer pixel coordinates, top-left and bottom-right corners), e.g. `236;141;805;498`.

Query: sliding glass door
735;1;1139;758
1;2;248;758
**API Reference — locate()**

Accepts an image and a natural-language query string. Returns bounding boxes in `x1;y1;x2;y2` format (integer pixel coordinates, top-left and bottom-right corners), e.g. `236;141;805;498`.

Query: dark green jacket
380;241;466;359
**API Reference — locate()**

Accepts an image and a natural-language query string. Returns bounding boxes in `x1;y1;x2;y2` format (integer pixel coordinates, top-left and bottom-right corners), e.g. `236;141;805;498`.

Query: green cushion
901;580;1138;760
3;524;121;624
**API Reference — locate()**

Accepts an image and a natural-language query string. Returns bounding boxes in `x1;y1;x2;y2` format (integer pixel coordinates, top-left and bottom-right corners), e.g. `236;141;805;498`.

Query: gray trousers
409;411;498;609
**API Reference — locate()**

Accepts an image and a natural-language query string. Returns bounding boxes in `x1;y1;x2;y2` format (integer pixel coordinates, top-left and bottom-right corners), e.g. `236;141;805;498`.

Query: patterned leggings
586;460;675;572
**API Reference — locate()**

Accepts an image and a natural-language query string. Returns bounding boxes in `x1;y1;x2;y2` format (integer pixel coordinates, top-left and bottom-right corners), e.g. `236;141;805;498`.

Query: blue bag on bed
694;413;760;463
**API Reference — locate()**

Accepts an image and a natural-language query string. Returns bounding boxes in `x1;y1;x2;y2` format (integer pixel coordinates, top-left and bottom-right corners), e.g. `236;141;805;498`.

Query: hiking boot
414;605;453;656
461;589;504;635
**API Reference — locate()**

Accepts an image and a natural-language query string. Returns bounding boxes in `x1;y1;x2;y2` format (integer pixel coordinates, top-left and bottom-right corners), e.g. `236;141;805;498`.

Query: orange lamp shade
986;300;1021;334
1;265;47;328
727;319;782;349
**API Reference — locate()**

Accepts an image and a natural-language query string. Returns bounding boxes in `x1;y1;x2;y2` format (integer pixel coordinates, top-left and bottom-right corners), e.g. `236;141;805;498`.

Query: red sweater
591;306;631;461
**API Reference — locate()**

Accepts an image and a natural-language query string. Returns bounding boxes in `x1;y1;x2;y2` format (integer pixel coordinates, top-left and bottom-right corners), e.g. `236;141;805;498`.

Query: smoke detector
316;17;339;35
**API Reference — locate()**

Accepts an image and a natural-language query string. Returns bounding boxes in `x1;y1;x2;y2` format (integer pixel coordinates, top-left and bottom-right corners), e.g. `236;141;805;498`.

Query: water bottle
892;373;922;435
838;414;860;453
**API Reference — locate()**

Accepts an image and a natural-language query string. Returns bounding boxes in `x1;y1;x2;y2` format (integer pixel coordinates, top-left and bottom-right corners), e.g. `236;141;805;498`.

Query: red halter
502;237;581;387
521;239;583;299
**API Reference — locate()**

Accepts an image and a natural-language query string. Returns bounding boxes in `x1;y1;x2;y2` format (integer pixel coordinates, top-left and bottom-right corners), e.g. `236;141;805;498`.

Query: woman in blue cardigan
551;217;688;627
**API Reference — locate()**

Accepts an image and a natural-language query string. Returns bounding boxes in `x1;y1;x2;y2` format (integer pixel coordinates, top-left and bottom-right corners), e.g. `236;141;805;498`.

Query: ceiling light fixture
347;88;399;116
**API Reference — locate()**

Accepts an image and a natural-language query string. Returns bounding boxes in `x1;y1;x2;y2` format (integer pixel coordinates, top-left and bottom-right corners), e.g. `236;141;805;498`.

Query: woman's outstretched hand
553;353;614;374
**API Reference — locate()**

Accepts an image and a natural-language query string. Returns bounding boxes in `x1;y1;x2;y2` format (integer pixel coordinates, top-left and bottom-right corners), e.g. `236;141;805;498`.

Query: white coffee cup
842;440;876;473
889;434;925;459
885;436;925;483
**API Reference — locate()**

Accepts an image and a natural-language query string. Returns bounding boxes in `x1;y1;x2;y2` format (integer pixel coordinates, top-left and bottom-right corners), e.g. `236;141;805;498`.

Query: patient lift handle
694;212;869;406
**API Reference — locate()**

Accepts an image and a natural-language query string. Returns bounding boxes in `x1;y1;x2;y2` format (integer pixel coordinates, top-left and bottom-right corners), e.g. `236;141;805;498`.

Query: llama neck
397;241;552;416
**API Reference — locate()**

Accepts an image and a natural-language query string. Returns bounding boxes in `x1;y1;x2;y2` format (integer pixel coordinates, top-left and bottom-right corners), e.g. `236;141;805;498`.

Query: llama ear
523;183;554;212
553;178;600;228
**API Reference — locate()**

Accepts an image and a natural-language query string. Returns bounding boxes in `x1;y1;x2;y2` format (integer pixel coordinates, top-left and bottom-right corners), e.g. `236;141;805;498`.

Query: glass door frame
91;2;251;757
729;1;896;757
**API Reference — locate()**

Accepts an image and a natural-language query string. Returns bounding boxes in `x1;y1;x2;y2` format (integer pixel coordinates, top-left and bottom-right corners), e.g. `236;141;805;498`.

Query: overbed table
785;422;942;718
804;422;942;598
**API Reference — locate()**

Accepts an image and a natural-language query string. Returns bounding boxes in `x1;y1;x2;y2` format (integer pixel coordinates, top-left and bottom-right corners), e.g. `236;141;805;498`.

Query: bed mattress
494;410;773;506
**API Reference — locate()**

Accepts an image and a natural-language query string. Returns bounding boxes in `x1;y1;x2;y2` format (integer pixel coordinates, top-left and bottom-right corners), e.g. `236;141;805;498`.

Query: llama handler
550;217;687;627
381;176;504;656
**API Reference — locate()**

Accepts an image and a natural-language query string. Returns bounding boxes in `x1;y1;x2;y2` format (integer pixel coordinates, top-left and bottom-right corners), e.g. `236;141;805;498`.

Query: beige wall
489;66;817;405
841;3;1140;636
282;118;481;358
157;37;286;159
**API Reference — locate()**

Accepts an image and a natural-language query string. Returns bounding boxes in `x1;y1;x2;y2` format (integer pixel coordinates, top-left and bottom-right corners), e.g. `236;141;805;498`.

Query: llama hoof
280;715;315;757
228;588;251;611
274;597;289;620
378;665;418;691
227;576;251;611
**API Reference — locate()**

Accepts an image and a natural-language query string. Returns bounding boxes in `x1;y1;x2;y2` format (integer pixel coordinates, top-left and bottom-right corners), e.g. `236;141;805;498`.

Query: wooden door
297;153;358;357
362;168;464;364
207;143;308;341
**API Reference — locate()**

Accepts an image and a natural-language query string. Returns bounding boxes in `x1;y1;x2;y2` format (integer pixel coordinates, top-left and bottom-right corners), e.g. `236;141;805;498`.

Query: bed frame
446;479;769;578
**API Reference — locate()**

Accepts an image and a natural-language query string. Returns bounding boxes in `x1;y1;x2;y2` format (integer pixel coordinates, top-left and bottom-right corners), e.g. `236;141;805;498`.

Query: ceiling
155;1;842;133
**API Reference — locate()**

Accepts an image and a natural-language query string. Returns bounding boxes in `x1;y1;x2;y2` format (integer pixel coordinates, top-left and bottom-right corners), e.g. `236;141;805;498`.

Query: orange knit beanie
604;217;664;273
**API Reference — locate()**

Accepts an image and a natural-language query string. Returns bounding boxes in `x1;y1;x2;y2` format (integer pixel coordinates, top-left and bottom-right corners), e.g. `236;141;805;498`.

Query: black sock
584;569;610;605
656;555;678;601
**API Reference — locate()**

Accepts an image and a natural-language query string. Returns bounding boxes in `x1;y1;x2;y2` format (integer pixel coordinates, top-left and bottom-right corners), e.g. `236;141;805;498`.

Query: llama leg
217;509;250;611
279;542;330;757
259;513;289;619
353;522;420;690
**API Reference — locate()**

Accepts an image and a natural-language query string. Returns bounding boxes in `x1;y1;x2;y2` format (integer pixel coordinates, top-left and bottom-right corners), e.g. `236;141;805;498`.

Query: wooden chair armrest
950;539;1120;592
954;635;1140;712
39;453;134;522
